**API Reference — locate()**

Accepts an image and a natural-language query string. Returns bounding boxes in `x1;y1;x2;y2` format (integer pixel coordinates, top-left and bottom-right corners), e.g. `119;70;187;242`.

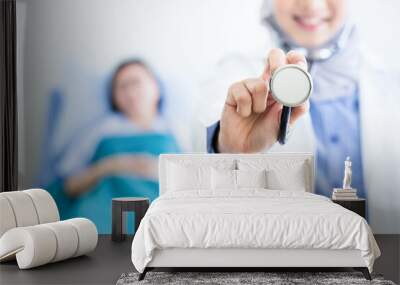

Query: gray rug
116;271;396;285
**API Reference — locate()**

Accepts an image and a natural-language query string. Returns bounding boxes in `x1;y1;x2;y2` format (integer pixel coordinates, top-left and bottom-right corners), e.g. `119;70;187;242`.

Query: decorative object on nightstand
332;157;365;218
342;156;352;190
332;157;358;200
112;197;149;242
332;198;366;219
332;188;358;200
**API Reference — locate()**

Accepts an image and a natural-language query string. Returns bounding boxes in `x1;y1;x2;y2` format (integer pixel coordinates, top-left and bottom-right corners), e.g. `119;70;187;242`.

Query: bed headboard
159;153;315;195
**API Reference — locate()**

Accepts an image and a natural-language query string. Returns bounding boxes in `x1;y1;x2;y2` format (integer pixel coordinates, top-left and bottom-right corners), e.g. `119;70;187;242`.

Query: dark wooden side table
332;198;366;219
112;197;149;242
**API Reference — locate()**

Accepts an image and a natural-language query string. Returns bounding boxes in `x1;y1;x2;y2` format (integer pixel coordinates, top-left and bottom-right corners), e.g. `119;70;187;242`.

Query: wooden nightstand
332;198;366;218
112;197;149;242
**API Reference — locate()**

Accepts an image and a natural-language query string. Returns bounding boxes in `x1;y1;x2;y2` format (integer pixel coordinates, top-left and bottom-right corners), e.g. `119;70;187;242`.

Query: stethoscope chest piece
269;64;313;144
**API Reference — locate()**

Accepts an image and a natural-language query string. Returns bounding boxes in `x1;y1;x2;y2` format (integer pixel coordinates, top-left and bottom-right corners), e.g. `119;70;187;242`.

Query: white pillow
167;162;211;191
211;168;236;190
238;159;309;191
236;169;267;188
266;165;307;191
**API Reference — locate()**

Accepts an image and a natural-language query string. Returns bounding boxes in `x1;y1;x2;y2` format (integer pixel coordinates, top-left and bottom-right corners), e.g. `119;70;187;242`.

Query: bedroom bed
131;153;380;280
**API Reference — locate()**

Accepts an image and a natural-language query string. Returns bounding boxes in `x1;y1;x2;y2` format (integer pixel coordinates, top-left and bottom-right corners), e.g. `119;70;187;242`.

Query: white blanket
131;190;380;272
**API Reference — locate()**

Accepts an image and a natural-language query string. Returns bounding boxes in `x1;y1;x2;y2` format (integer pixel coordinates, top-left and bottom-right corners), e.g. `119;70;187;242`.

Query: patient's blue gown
47;133;180;234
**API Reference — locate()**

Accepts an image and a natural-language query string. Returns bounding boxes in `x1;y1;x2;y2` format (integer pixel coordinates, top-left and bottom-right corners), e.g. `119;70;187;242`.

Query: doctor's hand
216;48;309;153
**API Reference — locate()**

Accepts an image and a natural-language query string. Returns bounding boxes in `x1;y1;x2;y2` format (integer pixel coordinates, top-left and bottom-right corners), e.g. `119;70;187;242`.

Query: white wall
18;0;400;232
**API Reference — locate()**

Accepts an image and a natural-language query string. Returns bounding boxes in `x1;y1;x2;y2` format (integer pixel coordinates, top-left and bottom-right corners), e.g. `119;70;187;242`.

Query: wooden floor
0;235;398;285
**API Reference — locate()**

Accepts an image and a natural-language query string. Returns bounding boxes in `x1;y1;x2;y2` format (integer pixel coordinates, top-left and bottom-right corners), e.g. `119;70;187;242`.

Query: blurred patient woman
205;0;400;232
48;59;180;232
63;59;179;197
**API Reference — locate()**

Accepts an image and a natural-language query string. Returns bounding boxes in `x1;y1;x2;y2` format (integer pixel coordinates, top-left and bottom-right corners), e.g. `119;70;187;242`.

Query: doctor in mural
205;0;400;233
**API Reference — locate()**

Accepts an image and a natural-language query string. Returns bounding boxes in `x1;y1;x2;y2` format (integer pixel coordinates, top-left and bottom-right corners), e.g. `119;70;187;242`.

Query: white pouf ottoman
0;189;98;269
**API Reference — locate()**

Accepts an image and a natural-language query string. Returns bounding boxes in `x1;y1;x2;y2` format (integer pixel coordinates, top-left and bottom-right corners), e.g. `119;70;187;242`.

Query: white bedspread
131;190;380;272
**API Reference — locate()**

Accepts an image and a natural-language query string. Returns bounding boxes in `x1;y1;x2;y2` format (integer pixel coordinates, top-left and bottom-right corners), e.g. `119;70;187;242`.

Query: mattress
131;190;380;273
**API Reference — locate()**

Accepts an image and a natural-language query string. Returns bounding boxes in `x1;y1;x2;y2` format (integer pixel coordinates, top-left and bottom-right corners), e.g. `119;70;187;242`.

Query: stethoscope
269;65;312;144
268;20;353;144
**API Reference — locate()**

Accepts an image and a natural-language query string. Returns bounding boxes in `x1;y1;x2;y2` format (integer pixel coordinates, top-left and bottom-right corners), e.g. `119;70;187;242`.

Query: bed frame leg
354;267;371;280
138;268;148;281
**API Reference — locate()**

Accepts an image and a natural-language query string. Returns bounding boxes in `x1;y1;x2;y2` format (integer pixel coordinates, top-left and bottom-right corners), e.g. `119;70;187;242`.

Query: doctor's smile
274;0;346;47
